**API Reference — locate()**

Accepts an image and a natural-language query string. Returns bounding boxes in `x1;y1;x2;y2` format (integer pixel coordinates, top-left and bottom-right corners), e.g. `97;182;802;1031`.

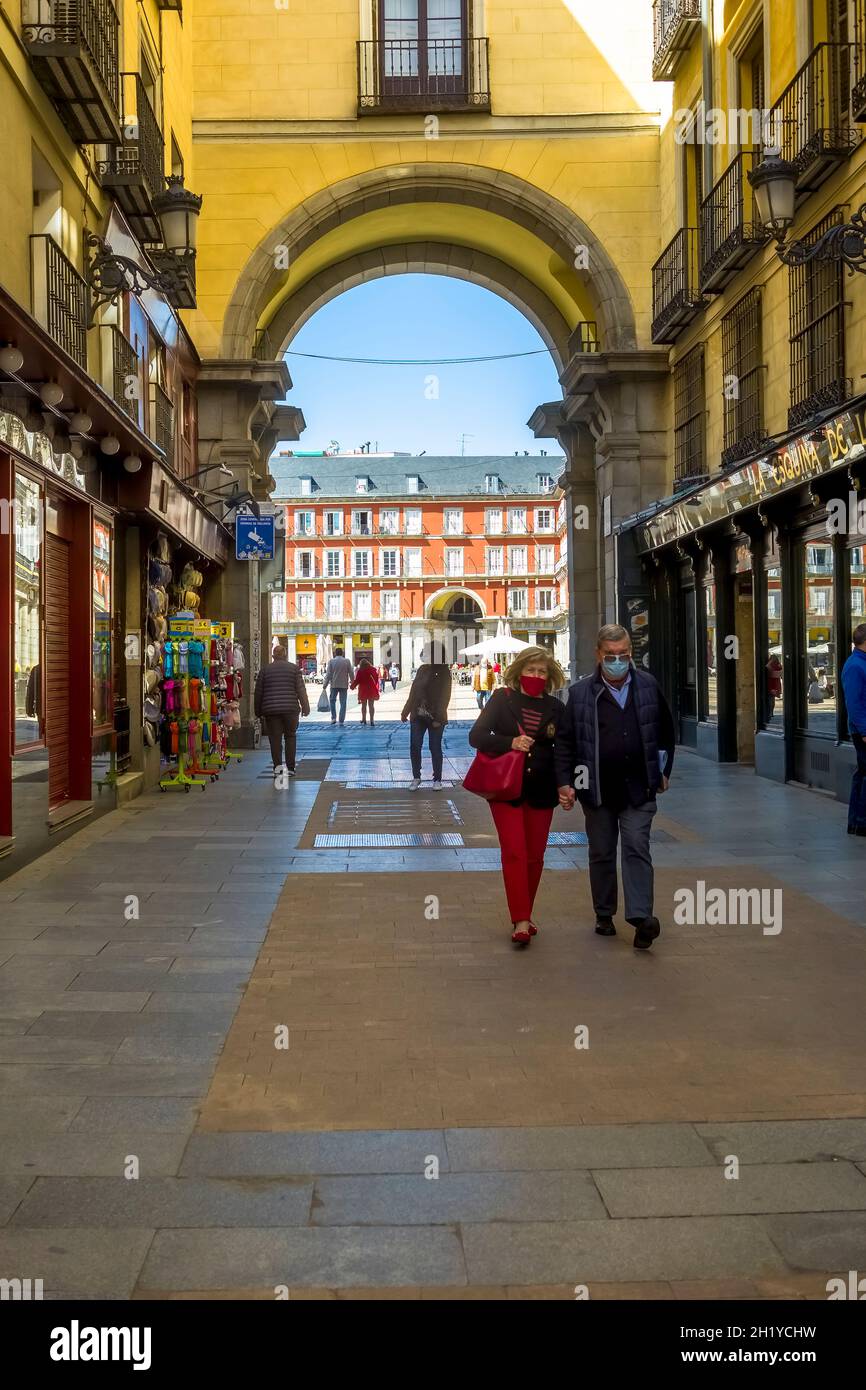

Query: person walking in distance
389;661;400;691
351;658;380;726
841;622;866;836
469;648;569;946
254;645;310;786
555;624;676;951
401;641;452;789
323;651;353;725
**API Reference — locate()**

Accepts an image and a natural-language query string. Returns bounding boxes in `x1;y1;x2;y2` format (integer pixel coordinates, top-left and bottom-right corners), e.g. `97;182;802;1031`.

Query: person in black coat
555;623;676;950
254;646;310;783
468;647;571;945
401;640;452;788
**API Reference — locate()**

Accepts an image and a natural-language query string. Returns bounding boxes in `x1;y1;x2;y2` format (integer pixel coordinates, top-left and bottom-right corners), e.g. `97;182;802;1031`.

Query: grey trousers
582;799;657;923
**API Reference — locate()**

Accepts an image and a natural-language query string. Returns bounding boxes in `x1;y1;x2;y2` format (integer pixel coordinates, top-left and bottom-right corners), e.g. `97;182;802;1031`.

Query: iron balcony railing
652;0;700;81
102;324;139;421
700;150;769;293
358;37;490;112
22;0;121;143
651;228;705;343
97;73;164;241
30;235;89;369
767;42;859;194
148;381;174;460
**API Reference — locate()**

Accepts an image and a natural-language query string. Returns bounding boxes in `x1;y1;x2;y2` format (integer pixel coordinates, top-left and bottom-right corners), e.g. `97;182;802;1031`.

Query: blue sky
278;274;563;458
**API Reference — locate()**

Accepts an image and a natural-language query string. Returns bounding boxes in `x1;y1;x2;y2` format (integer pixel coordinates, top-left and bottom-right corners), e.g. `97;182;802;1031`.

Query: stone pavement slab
11;1177;313;1228
696;1118;866;1163
0;1133;188;1177
181;1130;449;1176
138;1226;466;1291
594;1161;866;1216
461;1216;787;1284
444;1123;714;1170
0;1228;154;1297
312;1171;605;1224
761;1212;866;1270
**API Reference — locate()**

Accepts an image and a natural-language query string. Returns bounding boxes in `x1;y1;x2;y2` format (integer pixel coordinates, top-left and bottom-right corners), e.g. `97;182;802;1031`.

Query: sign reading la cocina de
634;400;866;553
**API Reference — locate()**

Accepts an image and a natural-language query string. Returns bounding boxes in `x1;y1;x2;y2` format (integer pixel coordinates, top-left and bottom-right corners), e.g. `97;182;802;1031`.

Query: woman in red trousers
468;648;571;945
351;658;380;725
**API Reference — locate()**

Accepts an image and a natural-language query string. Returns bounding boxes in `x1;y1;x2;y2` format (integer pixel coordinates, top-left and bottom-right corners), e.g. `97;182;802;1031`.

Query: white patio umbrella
460;633;533;657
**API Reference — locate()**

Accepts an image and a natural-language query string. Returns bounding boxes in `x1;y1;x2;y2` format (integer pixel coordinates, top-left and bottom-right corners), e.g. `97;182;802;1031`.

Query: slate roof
270;455;566;500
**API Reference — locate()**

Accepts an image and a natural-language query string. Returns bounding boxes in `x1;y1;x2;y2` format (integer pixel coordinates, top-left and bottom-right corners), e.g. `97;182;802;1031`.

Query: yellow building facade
626;0;866;803
186;0;678;671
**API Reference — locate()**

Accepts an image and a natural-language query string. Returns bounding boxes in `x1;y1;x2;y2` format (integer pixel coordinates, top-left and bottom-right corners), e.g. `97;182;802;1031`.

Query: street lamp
749;148;866;272
85;174;202;322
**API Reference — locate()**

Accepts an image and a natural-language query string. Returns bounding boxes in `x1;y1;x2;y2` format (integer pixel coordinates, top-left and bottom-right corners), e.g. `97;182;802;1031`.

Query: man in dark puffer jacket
555;624;676;950
254;646;310;784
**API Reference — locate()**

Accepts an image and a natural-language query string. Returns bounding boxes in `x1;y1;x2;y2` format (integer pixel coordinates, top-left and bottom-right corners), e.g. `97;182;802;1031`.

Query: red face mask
520;674;546;697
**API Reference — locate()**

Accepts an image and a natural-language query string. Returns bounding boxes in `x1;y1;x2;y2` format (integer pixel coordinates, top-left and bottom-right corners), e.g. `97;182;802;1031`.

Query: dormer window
485;473;501;494
300;476;313;496
406;474;420;493
537;473;553;494
355;475;369;493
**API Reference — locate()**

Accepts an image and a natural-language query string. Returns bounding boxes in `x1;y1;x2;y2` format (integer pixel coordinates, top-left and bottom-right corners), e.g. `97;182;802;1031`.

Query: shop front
116;457;233;787
1;415;121;869
616;394;866;804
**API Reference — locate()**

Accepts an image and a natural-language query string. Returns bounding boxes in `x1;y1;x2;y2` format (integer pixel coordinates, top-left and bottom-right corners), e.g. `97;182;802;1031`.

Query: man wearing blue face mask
555;624;676;950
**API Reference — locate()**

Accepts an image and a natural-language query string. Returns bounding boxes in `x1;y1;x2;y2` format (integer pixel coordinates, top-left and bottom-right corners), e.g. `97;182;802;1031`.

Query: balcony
101;324;138;421
97;73;164;242
768;43;859;195
22;0;121;144
30;235;89;370
651;228;705;344
700;151;769;293
358;37;490;113
652;0;700;81
148;381;174;461
567;320;600;356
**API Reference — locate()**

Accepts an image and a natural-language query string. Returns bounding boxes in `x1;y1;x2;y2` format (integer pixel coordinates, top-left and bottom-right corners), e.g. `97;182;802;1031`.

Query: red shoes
511;921;539;946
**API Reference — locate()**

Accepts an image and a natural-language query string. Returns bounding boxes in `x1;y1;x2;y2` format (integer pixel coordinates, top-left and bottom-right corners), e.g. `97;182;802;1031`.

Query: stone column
560;351;668;624
528;405;598;678
195;359;304;746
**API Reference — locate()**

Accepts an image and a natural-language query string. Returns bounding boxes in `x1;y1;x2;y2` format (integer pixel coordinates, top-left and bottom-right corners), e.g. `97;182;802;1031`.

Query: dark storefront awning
119;458;231;565
622;394;866;554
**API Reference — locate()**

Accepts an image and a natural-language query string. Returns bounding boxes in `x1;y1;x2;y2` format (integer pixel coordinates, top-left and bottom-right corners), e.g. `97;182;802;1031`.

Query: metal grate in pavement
343;779;459;790
327;798;462;828
313;832;465;848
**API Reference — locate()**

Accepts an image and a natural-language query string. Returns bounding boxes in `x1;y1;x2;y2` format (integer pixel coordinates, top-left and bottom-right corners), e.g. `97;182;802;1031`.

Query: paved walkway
0;705;865;1298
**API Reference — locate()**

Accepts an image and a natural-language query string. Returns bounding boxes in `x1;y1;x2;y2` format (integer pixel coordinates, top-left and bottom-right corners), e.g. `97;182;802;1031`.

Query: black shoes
594;917;616;936
632;916;661;950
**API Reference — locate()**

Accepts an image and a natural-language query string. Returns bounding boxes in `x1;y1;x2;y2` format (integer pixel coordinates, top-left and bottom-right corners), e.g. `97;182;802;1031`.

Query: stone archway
260;242;572;372
221;163;638;360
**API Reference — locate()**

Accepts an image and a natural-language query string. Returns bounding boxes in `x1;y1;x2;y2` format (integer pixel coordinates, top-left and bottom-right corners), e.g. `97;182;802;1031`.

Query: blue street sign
236;512;275;561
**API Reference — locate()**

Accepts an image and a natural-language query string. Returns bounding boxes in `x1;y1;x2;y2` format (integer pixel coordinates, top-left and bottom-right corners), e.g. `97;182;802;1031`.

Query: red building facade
270;454;570;672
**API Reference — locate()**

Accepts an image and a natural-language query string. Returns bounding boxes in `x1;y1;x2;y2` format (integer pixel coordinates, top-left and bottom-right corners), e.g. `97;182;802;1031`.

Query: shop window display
92;519;112;730
851;546;865;626
764;563;784;730
803;541;836;736
13;473;43;749
678;585;697;718
704;582;718;721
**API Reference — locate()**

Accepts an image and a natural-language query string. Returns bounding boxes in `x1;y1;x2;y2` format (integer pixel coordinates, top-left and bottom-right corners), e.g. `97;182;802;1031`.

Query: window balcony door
380;0;466;100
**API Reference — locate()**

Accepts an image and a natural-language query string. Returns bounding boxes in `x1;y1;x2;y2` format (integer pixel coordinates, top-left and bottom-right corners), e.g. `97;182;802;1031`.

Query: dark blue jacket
841;647;866;735
554;665;676;808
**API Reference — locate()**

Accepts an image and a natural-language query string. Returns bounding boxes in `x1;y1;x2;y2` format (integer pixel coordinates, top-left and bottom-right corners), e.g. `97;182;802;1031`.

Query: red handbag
463;720;527;802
